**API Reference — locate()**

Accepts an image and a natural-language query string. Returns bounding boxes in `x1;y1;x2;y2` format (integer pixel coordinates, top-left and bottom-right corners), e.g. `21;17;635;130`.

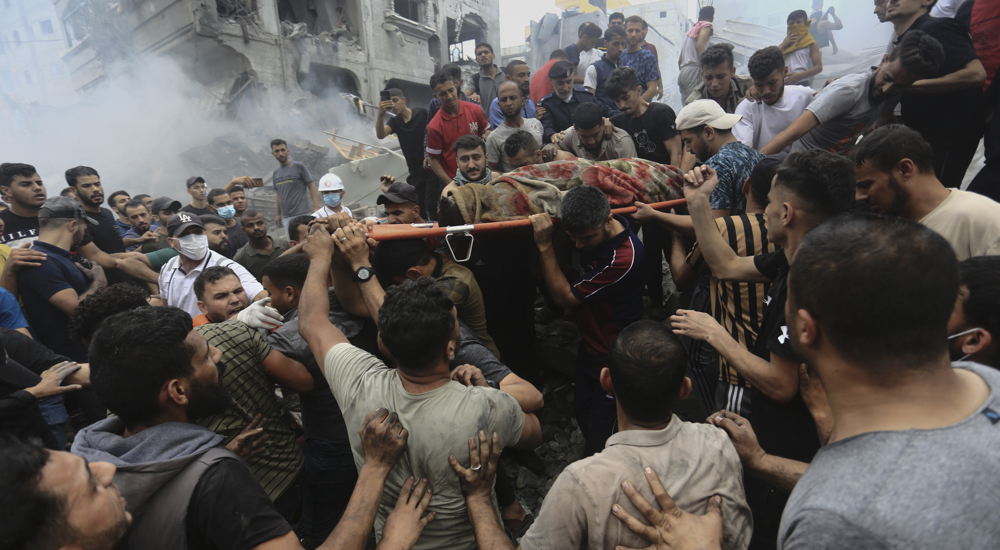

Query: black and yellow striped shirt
687;213;775;386
196;321;305;501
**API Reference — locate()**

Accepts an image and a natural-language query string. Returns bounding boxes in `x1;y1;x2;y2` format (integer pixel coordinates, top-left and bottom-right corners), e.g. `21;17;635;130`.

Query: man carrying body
271;138;320;238
371;238;501;359
585;26;627;112
529;185;645;455
487;81;545;173
120;198;159;252
670;151;855;548
735;46;814;154
426;69;492;190
890;0;988;188
504;130;574;170
377;87;437;220
679;6;715;101
234;210;291;282
761;30;945;156
158;213;265;317
853;124;1000;261
684;44;753;113
608;67;683;167
298;225;542;550
779;10;823;87
488;60;537;129
466;43;505;118
377;180;428;225
180;176;214;217
443;135;493;190
141;196;181;253
208;187;249;256
559;102;636;161
563;23;604;85
17;197;106;363
621;16;661;102
539;60;615;144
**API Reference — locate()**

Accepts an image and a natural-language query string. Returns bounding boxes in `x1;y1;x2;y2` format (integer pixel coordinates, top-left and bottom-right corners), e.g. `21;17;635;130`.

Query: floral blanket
446;158;685;225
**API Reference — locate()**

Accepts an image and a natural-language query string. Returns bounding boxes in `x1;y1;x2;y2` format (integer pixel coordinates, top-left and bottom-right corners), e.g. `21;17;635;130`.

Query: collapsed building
56;0;499;113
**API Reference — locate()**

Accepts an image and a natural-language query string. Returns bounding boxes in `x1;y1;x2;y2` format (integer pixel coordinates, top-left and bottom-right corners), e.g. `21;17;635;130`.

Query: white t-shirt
584;64;598;91
931;0;962;18
734;85;814;153
312;205;353;219
158;249;264;317
784;48;813;85
324;343;525;550
577;48;603;78
919;189;1000;261
486;118;544;172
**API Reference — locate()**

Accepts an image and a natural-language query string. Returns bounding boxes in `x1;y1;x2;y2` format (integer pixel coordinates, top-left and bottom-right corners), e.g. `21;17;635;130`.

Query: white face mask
177;233;209;260
948;327;983;362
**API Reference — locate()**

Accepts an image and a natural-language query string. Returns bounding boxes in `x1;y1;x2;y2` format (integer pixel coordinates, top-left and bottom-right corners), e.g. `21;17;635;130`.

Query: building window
393;0;421;23
660;11;666;18
3;0;9;8
12;31;20;47
63;4;93;49
40;20;54;35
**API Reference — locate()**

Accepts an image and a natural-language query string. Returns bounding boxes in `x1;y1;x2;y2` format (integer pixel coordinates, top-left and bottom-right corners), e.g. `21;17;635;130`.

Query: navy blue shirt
539;87;617;143
17;241;90;362
569;214;646;362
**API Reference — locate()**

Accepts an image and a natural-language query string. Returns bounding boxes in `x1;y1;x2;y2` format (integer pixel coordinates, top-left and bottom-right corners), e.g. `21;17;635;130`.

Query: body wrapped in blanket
438;158;685;226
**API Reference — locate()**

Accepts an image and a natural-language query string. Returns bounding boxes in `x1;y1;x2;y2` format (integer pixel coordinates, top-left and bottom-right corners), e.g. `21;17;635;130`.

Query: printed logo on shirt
778;325;789;344
634;130;656;154
764;295;772;306
469;122;480;135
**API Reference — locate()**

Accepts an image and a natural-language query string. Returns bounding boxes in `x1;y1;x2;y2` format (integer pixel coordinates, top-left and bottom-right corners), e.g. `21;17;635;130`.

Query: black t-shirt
611;103;679;165
899;14;985;144
187;459;292;550
388;108;431;174
225;223;249;259
750;250;819;463
180;204;215;218
85;207;126;254
0;327;69;375
0;209;93;250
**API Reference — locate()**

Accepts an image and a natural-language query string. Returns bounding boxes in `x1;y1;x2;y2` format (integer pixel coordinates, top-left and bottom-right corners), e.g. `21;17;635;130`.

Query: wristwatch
352;266;374;283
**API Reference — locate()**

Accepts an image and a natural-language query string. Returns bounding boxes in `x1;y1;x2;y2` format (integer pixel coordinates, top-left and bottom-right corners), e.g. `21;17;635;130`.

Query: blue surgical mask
217;205;236;220
323;193;343;208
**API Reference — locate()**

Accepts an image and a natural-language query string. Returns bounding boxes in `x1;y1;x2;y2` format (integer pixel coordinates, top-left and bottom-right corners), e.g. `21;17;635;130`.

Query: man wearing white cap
677;99;764;217
312;173;352;219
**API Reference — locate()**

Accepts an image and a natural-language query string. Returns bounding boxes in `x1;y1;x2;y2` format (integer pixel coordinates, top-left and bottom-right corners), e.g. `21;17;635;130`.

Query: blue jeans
37;395;67;450
300;439;359;549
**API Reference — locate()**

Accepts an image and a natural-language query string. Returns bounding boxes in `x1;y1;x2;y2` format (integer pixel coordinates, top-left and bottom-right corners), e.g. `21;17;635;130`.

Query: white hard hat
318;173;345;191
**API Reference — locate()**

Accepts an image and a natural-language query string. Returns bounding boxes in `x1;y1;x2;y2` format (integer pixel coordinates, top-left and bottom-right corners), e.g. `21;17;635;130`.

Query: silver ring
339;238;348;242
471;465;482;471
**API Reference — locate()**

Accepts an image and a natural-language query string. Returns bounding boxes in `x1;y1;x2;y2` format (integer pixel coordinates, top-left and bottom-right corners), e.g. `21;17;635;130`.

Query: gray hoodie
72;417;236;548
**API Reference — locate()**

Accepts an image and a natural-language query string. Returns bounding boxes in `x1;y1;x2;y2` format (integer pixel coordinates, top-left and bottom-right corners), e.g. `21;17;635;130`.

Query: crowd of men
3;1;1000;549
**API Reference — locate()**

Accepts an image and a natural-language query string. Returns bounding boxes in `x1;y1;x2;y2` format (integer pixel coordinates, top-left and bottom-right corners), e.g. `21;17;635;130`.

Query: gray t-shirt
778;362;1000;550
324;343;525;550
486;118;544;172
272;161;315;217
452;321;512;387
792;69;883;156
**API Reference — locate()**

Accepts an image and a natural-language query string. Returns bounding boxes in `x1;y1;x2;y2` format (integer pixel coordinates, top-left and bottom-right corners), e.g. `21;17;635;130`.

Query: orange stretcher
369;198;688;261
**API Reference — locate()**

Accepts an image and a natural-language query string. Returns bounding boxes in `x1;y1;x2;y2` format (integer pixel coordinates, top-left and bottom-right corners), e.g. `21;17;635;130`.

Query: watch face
357;267;372;280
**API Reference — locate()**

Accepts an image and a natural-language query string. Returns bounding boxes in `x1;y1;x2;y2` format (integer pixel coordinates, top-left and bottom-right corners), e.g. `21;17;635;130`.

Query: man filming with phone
377;88;439;221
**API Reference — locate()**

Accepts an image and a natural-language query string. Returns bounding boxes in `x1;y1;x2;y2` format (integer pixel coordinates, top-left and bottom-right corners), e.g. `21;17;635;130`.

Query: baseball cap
318;173;345;192
377;182;419;205
151;196;183;214
38;196;88;221
186;176;206;188
675;99;743;131
548;60;576;80
166;212;205;237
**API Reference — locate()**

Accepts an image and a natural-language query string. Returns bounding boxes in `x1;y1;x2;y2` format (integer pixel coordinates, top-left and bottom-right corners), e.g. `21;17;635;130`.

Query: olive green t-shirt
435;257;500;358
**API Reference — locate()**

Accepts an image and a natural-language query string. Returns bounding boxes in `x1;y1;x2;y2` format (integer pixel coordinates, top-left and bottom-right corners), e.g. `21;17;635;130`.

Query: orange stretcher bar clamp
369;198;688;242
